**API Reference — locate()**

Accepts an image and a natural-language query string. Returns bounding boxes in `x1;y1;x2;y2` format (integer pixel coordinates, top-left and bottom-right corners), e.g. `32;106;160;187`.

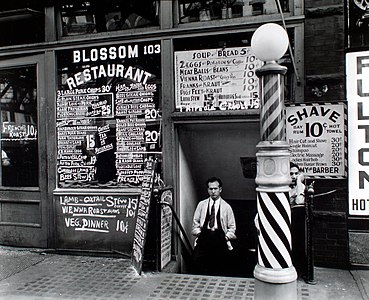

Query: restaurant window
0;2;44;47
56;42;162;189
177;0;289;24
0;66;39;187
60;0;160;37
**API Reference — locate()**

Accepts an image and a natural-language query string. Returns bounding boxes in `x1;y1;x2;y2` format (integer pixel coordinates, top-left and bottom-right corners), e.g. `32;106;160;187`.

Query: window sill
171;109;259;123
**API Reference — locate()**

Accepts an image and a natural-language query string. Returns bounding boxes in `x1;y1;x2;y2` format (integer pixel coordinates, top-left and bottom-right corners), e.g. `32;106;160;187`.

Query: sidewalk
0;246;368;300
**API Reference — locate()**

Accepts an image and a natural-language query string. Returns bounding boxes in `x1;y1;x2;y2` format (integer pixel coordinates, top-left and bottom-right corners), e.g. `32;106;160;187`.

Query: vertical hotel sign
346;51;369;216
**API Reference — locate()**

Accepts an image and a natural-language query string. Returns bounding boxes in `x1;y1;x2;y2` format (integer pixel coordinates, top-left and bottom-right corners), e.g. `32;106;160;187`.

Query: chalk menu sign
56;42;161;188
286;103;347;178
55;192;140;252
131;158;156;274
174;46;262;112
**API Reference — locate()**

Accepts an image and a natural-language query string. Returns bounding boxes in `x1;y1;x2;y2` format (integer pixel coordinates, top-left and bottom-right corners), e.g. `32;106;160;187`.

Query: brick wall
308;178;349;268
304;0;345;103
303;0;349;268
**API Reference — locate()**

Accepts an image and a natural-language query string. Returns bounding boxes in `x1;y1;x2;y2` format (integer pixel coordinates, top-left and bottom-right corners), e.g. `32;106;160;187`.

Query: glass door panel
0;66;39;187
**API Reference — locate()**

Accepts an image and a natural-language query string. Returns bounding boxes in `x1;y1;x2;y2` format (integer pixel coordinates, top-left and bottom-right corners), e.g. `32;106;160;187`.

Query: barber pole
254;62;297;284
251;22;296;299
259;72;286;141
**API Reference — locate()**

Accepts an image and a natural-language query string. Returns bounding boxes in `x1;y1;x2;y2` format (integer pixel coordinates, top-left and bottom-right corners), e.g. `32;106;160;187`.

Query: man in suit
192;177;236;275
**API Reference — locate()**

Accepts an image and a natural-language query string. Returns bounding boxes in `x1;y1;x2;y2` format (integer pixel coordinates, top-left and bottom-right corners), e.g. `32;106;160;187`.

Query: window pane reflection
0;66;38;187
178;0;290;23
60;0;160;36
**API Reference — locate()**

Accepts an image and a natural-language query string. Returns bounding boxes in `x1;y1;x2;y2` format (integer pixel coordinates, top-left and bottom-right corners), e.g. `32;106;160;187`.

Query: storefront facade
1;0;365;273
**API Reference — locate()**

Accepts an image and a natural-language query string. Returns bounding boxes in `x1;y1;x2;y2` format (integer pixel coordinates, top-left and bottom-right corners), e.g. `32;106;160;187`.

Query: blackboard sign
131;158;156;274
55;192;140;252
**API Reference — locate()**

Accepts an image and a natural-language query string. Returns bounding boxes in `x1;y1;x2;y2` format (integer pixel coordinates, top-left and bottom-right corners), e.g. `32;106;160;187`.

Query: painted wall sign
56;41;161;188
286;103;346;178
174;46;262;112
346;51;369;216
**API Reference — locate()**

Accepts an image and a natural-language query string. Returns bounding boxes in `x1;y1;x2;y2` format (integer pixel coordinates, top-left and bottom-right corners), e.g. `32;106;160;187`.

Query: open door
0;55;48;248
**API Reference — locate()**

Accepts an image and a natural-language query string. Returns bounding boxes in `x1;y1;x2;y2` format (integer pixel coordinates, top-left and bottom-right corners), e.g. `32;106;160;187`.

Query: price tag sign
286;103;347;178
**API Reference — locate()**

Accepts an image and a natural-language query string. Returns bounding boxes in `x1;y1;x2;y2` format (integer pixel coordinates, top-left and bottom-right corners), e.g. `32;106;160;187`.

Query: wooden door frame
0;54;49;248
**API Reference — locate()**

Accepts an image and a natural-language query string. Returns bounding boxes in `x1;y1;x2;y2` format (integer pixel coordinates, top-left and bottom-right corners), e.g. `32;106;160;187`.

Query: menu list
175;46;262;111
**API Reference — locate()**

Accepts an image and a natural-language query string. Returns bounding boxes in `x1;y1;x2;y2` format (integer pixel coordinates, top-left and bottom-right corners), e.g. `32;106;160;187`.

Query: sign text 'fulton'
347;51;369;216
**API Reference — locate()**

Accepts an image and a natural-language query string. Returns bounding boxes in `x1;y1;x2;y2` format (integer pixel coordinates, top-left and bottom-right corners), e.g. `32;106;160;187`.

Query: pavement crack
350;270;369;300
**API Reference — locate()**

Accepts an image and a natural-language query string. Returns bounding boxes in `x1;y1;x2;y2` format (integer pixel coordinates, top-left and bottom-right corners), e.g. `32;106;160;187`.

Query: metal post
254;61;297;299
305;182;316;284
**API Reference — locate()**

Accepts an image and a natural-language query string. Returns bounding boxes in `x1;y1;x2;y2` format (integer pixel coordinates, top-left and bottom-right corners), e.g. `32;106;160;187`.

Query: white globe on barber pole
251;23;289;62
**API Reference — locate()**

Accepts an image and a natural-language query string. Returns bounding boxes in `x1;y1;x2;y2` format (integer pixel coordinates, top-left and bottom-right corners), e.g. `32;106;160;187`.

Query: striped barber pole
257;191;292;269
254;62;296;284
259;73;285;141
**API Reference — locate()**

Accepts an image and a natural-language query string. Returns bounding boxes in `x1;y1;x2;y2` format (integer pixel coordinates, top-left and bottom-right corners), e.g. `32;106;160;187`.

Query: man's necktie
209;201;215;228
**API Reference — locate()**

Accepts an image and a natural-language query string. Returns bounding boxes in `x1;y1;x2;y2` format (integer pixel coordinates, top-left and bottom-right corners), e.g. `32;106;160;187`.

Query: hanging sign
346;51;369;216
174;46;262;112
286;103;347;178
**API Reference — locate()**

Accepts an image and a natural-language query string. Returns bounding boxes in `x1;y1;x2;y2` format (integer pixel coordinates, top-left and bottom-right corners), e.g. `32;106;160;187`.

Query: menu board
286;103;347;178
55;192;140;252
174;46;262;111
131;158;156;274
56;42;161;188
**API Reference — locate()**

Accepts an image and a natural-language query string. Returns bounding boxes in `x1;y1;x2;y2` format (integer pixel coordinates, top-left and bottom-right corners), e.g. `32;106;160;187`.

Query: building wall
304;0;349;268
0;0;359;270
304;0;345;103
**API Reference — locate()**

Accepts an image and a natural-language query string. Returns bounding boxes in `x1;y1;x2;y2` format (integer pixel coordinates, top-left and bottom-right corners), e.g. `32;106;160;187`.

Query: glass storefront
0;1;307;265
56;42;162;188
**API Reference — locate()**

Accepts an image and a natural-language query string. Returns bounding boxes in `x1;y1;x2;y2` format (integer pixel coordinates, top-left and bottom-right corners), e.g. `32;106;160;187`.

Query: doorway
0;55;49;248
178;121;259;276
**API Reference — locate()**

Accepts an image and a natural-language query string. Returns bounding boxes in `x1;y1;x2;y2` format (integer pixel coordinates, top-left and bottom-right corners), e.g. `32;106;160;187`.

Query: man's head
290;162;301;186
206;177;222;200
